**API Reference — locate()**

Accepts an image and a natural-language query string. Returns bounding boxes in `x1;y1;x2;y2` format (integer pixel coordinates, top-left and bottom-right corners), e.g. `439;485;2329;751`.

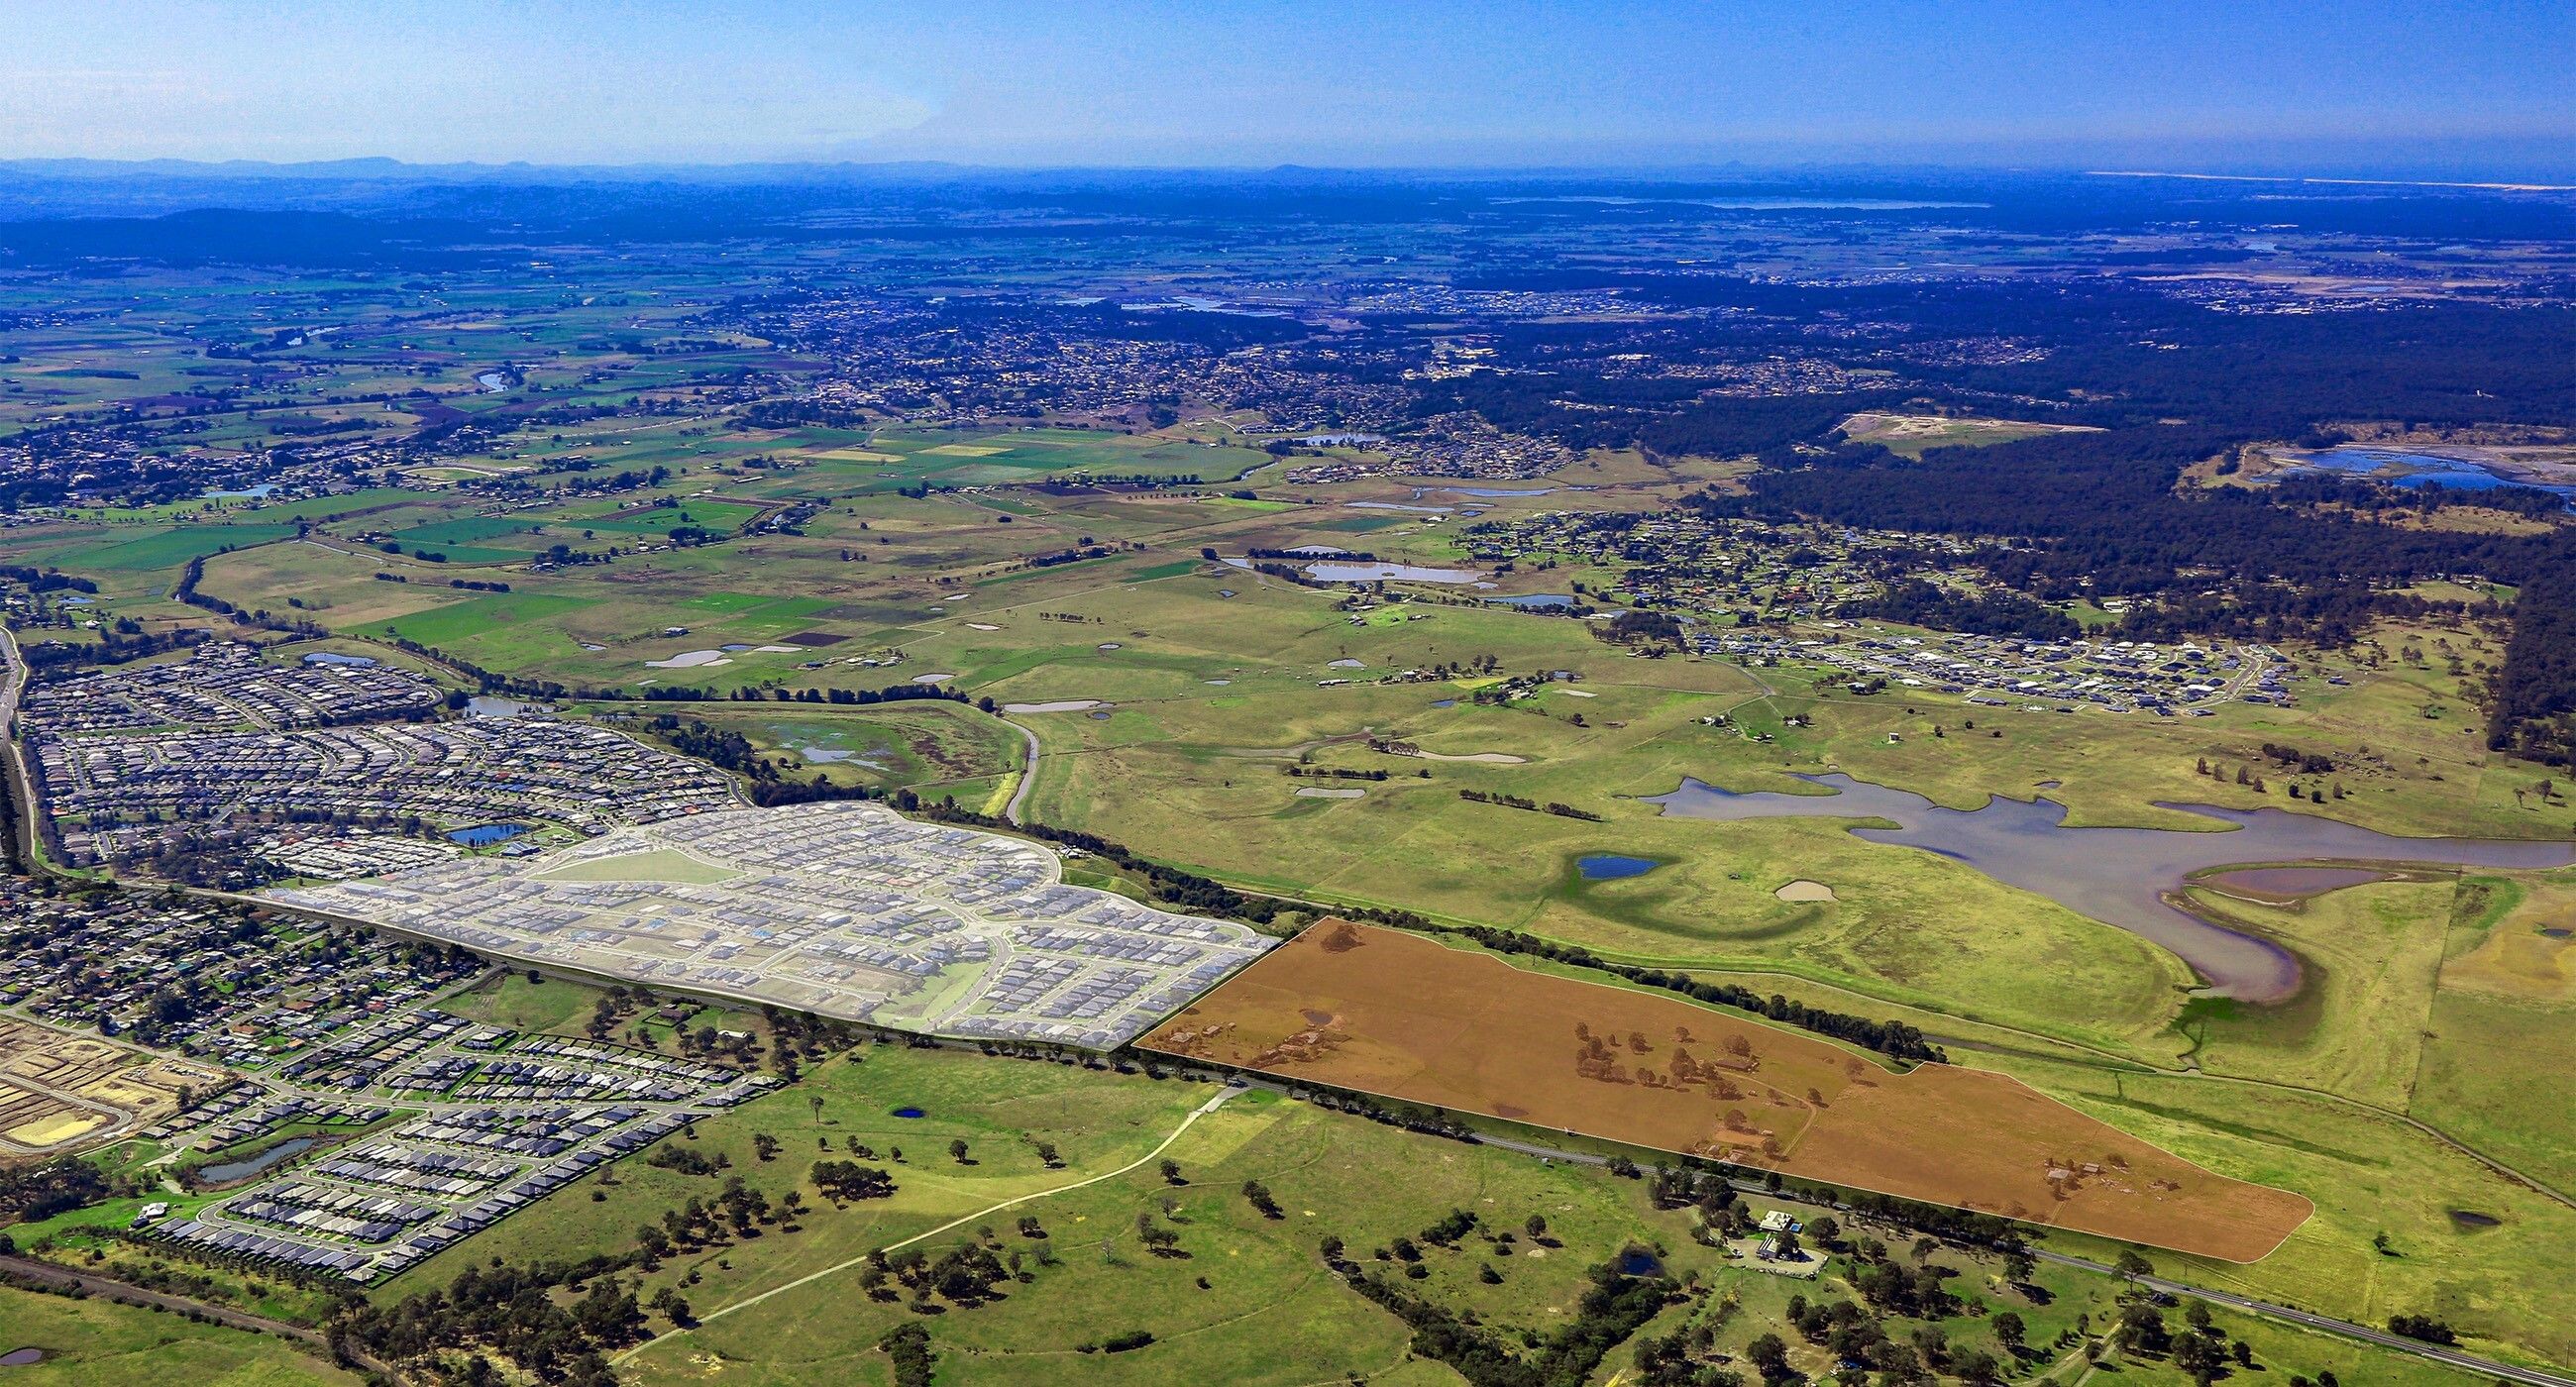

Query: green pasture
0;1285;357;1386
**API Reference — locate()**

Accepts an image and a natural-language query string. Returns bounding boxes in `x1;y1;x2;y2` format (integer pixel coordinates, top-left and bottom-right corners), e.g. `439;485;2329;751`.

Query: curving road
999;714;1042;824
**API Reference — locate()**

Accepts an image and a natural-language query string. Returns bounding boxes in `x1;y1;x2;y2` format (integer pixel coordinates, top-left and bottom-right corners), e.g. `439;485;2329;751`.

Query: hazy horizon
2;1;2569;180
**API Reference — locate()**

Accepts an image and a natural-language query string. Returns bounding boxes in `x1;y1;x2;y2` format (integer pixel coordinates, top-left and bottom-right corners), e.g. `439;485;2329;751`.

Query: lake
2202;866;2395;898
1644;774;2574;1002
2285;446;2575;501
449;822;531;847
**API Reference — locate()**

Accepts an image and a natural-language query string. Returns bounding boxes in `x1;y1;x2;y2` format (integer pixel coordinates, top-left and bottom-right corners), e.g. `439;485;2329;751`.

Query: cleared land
1145;923;2313;1261
1837;411;2102;458
270;801;1276;1050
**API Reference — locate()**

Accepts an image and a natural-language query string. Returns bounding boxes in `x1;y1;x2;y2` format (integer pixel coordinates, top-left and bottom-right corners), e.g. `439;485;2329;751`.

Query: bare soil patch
1144;923;2311;1261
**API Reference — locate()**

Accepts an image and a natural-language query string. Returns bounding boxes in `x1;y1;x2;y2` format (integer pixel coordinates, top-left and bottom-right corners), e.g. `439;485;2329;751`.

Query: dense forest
1401;286;2576;764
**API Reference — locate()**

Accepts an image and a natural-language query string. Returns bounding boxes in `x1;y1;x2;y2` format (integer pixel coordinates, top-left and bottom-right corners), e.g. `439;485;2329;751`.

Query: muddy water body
1645;774;2575;1002
2203;866;2396;897
198;1135;317;1184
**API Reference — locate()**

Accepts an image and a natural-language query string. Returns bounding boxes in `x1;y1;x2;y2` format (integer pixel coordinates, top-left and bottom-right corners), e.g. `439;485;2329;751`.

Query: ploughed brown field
1144;923;2312;1262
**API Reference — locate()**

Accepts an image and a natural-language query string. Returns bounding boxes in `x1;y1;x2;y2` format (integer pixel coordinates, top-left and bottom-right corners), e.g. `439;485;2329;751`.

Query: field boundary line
616;1085;1240;1365
1199;868;2576;1214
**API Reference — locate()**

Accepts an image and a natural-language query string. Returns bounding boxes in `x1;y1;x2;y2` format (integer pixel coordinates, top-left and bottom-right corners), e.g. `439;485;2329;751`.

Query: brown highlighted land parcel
1144;923;2312;1262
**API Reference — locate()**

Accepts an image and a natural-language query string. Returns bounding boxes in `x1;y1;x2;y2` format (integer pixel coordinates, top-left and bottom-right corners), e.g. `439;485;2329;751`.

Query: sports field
1144;923;2314;1261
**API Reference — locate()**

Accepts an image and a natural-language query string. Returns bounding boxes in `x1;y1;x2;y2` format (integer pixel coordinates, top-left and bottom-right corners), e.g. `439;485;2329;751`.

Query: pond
300;651;378;667
1614;1247;1665;1276
198;1135;316;1184
2284;446;2575;501
1303;561;1481;584
1487;593;1574;608
449;822;531;848
0;1348;43;1367
1576;854;1662;881
1644;773;2575;1002
1420;485;1559;499
891;1106;925;1119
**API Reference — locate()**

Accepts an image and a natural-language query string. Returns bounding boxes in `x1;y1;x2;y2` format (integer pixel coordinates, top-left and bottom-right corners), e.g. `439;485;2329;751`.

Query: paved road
999;714;1041;824
0;624;41;870
0;1250;328;1345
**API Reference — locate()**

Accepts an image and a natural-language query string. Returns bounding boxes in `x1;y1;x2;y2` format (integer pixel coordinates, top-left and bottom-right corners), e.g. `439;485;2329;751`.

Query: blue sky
1;1;2568;171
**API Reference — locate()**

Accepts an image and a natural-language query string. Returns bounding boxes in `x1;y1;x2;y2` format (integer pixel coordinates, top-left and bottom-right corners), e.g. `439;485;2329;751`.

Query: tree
2119;1303;2173;1355
1240;1180;1283;1219
2389;1314;2458;1345
2114;1249;2155;1282
1989;1310;2025;1353
1159;1158;1184;1185
949;1138;971;1164
2174;1333;2225;1385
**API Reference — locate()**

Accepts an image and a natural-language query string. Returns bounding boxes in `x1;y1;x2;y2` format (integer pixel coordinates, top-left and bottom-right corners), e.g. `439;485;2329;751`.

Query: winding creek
1645;774;2576;1002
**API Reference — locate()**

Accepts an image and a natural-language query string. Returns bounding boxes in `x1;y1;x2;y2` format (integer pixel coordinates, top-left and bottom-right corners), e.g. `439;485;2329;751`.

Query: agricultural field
1144;923;2313;1261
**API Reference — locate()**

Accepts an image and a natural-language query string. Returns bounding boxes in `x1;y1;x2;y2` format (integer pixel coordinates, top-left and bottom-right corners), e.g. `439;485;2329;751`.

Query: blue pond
1615;1247;1665;1277
1576;853;1662;881
2289;447;2575;502
891;1106;926;1120
449;822;530;847
1487;593;1575;609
